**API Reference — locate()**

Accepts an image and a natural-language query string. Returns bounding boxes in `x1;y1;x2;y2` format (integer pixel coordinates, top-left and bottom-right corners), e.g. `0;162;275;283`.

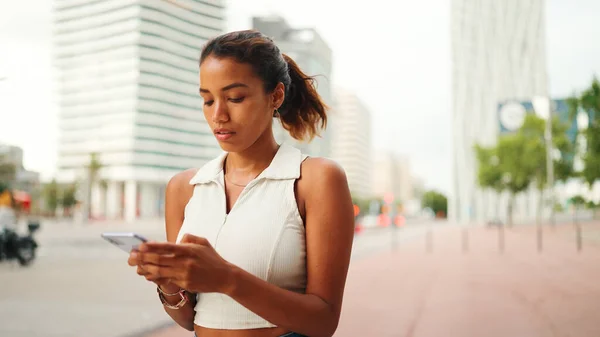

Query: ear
272;82;285;110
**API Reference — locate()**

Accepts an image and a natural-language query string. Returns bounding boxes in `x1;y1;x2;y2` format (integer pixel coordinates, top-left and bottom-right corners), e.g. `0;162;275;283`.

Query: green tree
569;195;587;225
87;152;102;182
518;114;575;223
476;112;576;226
568;77;600;192
42;179;60;215
475;130;542;226
61;183;78;216
474;144;505;219
495;133;541;226
421;190;447;218
83;152;102;220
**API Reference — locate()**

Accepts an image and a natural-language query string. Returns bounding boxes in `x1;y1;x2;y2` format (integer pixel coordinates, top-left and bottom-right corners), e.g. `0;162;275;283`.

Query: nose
211;100;230;123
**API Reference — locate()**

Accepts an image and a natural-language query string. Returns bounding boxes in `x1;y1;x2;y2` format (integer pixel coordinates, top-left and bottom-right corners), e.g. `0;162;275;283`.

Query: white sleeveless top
176;143;308;330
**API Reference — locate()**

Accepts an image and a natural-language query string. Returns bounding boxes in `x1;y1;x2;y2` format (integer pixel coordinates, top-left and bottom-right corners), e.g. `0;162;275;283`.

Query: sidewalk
144;222;600;337
35;217;167;243
335;223;600;337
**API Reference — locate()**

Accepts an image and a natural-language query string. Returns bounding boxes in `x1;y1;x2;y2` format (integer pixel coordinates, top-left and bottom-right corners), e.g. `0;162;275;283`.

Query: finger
136;265;149;276
142;264;179;280
141;242;187;255
128;251;141;266
139;252;180;267
181;233;210;245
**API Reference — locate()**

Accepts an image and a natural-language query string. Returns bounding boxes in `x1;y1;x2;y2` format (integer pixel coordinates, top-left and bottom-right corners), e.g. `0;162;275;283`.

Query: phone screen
101;232;148;253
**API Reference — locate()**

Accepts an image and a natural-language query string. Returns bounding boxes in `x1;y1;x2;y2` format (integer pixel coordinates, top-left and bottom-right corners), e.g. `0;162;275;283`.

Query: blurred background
1;1;599;337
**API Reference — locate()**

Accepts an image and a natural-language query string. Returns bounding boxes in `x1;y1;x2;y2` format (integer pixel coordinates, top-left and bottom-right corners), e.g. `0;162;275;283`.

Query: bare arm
222;158;355;337
157;169;198;331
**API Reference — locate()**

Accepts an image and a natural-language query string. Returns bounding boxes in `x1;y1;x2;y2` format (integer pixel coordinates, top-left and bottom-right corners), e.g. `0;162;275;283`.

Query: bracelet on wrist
157;285;182;297
156;286;188;310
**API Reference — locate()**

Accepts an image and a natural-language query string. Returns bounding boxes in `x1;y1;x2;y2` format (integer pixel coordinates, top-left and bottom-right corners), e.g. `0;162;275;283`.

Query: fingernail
130;252;138;259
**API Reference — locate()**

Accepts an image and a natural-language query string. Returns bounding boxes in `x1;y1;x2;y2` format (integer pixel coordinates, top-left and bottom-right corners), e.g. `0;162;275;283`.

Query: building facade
53;0;226;221
371;151;413;204
450;0;549;224
329;88;372;198
0;143;40;193
252;16;334;158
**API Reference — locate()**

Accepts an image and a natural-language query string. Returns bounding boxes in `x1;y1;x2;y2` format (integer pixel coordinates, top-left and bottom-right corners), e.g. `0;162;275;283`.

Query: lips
214;128;236;141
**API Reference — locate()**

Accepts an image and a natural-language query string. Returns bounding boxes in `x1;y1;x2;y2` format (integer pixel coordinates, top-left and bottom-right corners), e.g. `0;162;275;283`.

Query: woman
128;30;355;337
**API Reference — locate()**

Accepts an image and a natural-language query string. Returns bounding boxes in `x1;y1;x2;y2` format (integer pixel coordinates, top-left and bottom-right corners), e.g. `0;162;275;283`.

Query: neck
225;130;279;178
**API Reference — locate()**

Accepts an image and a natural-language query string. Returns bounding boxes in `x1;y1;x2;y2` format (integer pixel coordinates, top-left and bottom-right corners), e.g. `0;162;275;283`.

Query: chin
215;141;245;153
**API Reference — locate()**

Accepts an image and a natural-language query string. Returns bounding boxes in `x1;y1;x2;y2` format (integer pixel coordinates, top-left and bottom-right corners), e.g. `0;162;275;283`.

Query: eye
204;100;214;106
229;97;245;103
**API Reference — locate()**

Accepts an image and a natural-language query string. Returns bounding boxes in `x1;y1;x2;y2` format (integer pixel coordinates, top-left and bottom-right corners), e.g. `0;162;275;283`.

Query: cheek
202;107;213;127
235;100;272;127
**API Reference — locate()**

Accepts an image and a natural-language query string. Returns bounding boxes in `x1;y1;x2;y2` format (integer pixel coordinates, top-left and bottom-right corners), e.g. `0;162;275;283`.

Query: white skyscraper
330;88;372;198
53;0;226;221
450;0;548;224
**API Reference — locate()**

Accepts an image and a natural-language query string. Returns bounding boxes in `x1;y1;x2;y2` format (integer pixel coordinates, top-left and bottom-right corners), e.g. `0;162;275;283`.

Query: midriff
194;325;290;337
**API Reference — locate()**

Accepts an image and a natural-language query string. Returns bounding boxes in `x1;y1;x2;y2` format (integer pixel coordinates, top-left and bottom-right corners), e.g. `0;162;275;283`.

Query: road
0;218;443;337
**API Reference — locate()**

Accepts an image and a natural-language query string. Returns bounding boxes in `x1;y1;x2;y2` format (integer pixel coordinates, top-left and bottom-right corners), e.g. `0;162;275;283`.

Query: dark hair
199;30;328;141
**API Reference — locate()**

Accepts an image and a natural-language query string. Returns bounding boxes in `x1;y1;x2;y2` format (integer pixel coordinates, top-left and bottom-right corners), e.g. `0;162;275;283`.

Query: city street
0;218;438;337
147;221;600;337
2;1;599;337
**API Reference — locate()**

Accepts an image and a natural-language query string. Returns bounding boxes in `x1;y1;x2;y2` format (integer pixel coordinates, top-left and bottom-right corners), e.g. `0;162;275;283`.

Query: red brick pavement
145;223;600;337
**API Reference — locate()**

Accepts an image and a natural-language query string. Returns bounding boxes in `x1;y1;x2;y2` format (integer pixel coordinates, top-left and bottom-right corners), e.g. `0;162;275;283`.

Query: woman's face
199;55;284;152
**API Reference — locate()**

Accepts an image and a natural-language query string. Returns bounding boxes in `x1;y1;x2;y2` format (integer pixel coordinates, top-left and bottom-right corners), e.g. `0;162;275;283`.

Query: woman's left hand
131;233;234;294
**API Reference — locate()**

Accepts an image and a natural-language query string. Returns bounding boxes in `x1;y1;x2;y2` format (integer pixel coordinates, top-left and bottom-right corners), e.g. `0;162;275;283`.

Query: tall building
450;0;548;224
252;16;334;158
371;151;413;204
330;88;372;198
53;0;226;221
0;143;40;193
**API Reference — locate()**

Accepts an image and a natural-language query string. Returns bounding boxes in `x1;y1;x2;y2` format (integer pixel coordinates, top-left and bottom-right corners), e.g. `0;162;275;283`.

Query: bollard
576;223;583;252
498;223;505;254
461;227;469;253
425;227;433;253
391;225;398;252
536;224;543;253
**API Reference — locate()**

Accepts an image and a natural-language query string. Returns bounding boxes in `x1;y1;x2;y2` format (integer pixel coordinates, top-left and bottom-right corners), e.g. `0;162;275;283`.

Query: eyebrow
199;82;249;94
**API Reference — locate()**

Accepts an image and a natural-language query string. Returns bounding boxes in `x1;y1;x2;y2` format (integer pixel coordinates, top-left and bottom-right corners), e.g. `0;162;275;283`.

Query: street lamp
533;95;555;229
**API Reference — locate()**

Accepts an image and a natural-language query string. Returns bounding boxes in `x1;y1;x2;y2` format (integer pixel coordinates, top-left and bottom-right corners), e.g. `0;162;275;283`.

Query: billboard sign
497;98;578;145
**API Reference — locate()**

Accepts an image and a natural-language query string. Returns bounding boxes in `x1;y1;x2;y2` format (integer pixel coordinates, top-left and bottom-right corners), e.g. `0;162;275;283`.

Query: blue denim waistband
194;333;303;337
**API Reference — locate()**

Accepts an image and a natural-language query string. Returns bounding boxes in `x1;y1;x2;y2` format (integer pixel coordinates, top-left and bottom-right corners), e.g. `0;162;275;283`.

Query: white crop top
176;143;308;330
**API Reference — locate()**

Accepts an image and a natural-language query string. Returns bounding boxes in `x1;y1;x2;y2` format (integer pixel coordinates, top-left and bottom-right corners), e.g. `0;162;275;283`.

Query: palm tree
83;152;102;221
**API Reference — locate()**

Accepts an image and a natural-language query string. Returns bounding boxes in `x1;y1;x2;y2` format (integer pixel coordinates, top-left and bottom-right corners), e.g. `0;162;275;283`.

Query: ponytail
278;54;328;141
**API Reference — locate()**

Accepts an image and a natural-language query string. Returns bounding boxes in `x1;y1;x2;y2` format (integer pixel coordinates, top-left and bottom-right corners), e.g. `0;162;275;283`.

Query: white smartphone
101;232;148;253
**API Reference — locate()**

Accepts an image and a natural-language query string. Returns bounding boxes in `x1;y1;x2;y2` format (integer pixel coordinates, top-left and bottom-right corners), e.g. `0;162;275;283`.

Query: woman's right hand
128;248;180;293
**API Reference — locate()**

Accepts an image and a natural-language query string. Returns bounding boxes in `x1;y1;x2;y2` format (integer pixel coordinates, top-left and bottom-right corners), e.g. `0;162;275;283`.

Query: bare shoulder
296;157;350;218
164;168;199;242
166;168;199;202
300;157;348;188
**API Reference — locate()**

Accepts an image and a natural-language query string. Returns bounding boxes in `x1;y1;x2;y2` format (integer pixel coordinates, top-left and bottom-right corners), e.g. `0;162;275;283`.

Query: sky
1;0;599;195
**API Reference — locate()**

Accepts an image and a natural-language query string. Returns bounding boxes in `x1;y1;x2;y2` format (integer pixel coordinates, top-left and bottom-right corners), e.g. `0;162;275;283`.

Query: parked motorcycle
0;222;40;266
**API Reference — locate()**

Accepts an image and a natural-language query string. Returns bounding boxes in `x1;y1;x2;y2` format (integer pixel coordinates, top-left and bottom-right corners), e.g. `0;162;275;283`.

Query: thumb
181;233;209;245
